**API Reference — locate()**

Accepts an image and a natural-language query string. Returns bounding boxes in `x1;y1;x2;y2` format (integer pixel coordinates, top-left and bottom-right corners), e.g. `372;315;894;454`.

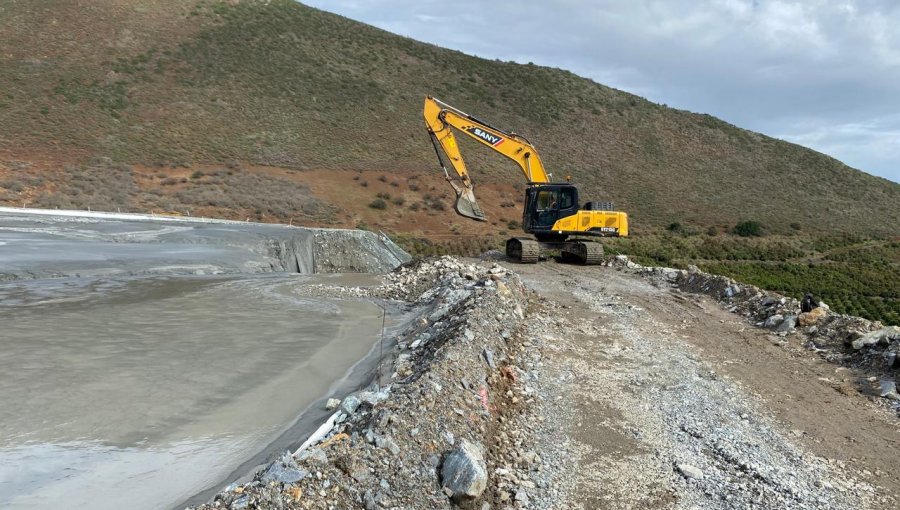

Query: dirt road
511;260;899;509
188;256;898;510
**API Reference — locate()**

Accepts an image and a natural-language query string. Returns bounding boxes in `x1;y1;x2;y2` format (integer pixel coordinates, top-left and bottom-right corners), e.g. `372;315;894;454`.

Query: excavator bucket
453;187;487;222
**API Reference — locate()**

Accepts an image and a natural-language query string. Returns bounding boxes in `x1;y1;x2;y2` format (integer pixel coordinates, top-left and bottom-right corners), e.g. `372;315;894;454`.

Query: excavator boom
424;96;551;221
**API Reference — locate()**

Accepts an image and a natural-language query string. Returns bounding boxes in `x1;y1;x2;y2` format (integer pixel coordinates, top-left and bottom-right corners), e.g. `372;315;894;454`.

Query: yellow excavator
423;96;628;264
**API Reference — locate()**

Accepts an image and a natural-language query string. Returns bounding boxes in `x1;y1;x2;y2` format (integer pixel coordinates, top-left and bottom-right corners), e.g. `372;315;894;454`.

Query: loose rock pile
610;256;900;411
193;257;541;509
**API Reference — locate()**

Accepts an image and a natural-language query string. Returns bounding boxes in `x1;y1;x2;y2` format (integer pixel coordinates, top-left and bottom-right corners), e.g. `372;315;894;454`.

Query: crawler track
506;237;604;265
506;237;540;263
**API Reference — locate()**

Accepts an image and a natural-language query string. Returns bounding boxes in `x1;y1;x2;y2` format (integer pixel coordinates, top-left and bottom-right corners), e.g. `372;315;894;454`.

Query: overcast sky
305;0;899;183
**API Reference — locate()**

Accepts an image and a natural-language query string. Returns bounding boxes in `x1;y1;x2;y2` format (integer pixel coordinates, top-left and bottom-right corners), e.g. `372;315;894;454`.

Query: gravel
189;255;895;510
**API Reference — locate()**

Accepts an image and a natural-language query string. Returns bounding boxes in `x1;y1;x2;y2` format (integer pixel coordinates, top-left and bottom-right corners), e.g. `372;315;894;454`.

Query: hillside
0;0;898;236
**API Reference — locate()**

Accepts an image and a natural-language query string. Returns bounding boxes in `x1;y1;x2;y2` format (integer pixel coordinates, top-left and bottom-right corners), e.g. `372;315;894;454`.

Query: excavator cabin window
536;190;559;210
559;188;575;209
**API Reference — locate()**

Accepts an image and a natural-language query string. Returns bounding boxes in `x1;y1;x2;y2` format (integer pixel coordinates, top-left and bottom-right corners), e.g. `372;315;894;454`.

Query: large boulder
440;439;487;500
852;326;900;350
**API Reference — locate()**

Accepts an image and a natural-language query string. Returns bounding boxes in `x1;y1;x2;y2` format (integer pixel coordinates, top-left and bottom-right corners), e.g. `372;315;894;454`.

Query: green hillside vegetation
603;234;900;326
1;0;898;234
392;232;898;326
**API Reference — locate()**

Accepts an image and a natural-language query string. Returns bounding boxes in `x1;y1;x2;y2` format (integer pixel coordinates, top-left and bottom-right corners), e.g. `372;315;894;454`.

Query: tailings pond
0;273;387;510
0;209;410;510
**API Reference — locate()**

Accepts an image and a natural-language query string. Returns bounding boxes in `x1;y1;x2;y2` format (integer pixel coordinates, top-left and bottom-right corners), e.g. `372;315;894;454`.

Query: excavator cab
522;184;579;239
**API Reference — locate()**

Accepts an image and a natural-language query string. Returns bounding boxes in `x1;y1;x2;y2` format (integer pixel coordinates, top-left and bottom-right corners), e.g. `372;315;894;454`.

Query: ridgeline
0;0;897;235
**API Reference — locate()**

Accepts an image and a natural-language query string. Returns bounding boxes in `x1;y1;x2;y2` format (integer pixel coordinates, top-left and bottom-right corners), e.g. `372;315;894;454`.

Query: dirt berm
192;256;899;510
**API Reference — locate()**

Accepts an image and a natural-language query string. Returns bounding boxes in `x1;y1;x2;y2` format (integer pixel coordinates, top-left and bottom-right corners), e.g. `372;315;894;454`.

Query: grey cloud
305;0;900;182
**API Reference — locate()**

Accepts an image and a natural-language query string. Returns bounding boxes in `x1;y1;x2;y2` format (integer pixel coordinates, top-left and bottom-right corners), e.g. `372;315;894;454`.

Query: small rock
441;439;488;500
677;463;704;480
776;314;797;333
261;463;309;484
359;390;388;406
483;348;496;369
297;448;328;465
515;489;530;506
364;490;377;510
764;314;784;328
325;398;341;410
379;436;401;456
341;395;361;415
879;379;900;401
232;495;250;509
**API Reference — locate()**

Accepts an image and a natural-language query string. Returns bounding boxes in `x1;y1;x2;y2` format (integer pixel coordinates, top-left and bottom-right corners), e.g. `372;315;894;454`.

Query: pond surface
0;273;384;510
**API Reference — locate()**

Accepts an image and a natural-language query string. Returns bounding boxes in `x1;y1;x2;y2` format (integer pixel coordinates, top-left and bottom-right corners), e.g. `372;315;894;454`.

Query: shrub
377;175;387;182
191;171;204;179
369;198;387;210
666;222;683;233
706;226;718;236
0;180;24;192
376;192;391;200
392;196;405;206
733;220;763;237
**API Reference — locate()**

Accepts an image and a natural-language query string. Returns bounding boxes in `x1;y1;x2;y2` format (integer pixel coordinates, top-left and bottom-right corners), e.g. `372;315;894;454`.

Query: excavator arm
424;96;551;221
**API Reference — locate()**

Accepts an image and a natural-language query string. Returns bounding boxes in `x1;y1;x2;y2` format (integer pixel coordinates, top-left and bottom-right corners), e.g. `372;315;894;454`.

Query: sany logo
465;127;504;147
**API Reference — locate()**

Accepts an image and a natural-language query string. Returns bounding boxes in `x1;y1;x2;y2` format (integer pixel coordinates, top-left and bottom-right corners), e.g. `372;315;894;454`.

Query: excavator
423;96;628;264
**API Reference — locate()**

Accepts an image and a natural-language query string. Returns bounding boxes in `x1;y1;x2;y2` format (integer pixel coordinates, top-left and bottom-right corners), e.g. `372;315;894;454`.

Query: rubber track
519;239;540;264
506;237;540;264
581;242;604;265
562;241;604;265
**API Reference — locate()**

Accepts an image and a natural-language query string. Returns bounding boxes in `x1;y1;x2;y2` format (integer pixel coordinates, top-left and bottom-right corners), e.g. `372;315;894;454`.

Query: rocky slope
190;256;899;509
